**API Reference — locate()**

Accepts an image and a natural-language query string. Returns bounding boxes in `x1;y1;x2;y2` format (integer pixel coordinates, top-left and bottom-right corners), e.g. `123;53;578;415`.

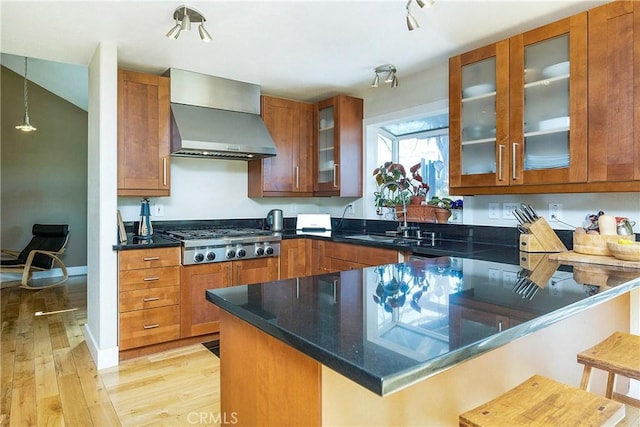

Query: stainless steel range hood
165;68;276;160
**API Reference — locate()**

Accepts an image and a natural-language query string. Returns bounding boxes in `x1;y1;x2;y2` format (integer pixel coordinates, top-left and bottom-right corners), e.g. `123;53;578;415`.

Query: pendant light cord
23;57;30;115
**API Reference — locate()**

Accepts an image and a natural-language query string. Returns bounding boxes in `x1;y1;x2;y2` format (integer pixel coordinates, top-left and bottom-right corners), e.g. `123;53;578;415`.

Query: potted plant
427;197;463;223
373;162;430;214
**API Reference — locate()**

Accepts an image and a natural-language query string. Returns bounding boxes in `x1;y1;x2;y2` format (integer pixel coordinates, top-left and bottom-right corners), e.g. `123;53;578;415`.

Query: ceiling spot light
371;73;380;88
166;5;212;42
406;0;435;31
372;65;398;89
16;57;36;132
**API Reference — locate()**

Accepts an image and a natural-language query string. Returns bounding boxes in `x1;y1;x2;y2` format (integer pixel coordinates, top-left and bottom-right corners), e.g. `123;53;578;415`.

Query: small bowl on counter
607;240;640;262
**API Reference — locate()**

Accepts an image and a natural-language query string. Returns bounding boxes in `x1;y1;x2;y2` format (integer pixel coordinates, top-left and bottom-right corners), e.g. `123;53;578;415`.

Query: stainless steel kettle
266;209;283;232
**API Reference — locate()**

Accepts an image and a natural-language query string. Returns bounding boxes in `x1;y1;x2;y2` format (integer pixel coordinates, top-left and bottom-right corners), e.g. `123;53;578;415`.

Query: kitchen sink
342;234;420;245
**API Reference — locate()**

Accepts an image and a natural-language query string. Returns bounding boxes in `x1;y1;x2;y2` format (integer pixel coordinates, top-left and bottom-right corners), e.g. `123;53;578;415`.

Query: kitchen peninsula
207;255;640;426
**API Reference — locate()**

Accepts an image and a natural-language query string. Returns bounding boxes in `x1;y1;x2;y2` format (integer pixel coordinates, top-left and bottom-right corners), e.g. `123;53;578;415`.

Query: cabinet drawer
120;285;180;312
119;305;180;350
119;266;180;291
118;247;180;270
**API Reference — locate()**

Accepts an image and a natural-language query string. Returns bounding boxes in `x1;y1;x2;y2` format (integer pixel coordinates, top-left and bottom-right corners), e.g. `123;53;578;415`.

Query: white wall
85;42;119;370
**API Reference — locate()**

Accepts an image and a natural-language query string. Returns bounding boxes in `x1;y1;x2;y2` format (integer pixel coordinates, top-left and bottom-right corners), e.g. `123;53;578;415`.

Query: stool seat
459;375;625;427
577;331;640;407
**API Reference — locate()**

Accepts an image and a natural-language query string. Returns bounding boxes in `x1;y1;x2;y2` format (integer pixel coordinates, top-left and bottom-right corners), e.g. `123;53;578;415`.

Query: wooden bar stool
577;331;640;408
459;375;625;427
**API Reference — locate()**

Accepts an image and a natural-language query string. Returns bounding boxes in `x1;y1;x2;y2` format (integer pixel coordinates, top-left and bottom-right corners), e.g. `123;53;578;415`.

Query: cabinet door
588;1;640;183
233;257;278;286
249;96;314;196
180;263;230;337
509;13;588;186
450;41;510;189
117;69;170;196
314;95;363;196
280;239;307;280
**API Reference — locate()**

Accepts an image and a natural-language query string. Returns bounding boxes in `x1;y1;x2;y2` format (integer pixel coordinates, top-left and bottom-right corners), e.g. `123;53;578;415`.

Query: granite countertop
206;255;640;396
112;233;181;250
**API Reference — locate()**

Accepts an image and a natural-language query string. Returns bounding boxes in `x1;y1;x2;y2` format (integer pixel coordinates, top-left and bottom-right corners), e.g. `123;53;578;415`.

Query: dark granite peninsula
206;256;640;426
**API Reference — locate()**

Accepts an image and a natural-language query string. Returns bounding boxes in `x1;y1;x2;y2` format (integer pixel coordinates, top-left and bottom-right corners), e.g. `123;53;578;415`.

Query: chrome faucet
378;180;409;235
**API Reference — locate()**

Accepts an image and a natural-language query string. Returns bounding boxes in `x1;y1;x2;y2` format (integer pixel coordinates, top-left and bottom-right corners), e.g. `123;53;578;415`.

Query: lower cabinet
310;240;398;275
180;257;278;337
118;247;181;351
279;238;309;280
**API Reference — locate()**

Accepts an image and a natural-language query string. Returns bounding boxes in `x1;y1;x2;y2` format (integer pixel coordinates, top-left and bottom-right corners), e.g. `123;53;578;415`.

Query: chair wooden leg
579;365;592;391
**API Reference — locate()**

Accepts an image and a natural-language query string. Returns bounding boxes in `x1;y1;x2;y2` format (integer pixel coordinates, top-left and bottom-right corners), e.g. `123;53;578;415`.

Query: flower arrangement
373;162;430;209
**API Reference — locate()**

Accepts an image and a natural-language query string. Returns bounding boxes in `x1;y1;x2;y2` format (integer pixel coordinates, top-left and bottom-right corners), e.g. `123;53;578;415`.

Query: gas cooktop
163;228;281;265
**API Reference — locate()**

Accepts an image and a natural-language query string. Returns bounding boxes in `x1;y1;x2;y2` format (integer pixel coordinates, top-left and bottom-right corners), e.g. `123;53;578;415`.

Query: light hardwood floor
1;276;220;427
1;276;638;427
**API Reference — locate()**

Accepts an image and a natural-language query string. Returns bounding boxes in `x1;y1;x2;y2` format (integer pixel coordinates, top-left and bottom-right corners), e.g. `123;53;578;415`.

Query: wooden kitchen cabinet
117;69;171;197
118;247;181;351
314;95;363;197
310;240;398;275
181;257;278;337
587;1;640;185
279;238;309;280
450;14;588;194
248;96;314;197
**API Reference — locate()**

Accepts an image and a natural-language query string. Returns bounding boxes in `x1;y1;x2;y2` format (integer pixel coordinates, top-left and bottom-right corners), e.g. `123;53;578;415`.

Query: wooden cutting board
550;251;640;269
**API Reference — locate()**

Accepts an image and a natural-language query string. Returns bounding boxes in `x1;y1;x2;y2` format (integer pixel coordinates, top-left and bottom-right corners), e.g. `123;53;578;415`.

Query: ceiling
1;0;608;104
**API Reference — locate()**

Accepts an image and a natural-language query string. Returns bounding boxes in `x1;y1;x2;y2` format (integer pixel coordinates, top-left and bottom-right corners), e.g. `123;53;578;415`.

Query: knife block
519;217;568;253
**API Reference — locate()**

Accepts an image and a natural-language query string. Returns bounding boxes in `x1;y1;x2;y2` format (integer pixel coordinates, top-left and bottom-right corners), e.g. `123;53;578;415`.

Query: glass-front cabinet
450;14;588;192
314;95;363;196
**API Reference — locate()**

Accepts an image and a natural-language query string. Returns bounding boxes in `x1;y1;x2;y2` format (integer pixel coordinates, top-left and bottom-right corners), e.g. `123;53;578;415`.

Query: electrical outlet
291;203;297;214
488;268;500;285
502;271;517;288
503;203;519;219
549;203;562;221
347;204;354;215
153;203;164;217
488;203;500;219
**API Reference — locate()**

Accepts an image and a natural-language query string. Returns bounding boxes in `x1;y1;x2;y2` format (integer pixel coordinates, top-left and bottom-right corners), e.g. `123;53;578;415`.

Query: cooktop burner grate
165;228;273;240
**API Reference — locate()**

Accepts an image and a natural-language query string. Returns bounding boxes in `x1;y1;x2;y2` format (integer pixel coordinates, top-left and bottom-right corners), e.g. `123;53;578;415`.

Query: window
376;112;451;200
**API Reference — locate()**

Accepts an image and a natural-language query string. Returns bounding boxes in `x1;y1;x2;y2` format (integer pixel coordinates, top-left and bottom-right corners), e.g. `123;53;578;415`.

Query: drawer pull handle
143;324;159;330
143;276;160;281
143;297;160;302
143;256;160;261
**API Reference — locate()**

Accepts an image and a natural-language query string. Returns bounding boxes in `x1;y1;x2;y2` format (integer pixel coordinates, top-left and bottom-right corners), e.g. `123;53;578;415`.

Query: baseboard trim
83;324;119;370
1;266;88;284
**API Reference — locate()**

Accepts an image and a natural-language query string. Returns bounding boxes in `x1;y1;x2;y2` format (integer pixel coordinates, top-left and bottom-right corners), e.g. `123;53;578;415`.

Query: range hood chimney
165;68;276;160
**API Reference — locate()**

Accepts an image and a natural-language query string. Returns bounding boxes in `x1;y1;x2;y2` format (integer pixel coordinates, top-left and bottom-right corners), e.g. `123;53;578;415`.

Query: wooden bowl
573;233;620;256
606;240;640;261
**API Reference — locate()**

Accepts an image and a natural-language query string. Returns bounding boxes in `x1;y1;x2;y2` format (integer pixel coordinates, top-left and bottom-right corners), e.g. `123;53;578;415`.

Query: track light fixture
372;65;398;88
16;57;36;132
166;5;212;42
406;0;435;31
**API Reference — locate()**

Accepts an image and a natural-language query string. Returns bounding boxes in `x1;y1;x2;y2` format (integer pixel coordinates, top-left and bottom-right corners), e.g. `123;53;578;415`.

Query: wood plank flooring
1;277;219;427
1;276;638;426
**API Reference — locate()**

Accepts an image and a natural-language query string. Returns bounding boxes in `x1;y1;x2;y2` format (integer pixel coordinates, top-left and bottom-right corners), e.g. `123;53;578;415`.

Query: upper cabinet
450;14;588;193
314;95;363;197
587;1;640;185
248;96;314;197
117;69;171;197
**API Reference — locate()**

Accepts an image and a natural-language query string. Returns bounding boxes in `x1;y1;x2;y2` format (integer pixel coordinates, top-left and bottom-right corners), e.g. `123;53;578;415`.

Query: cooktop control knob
255;246;265;256
226;249;236;259
205;251;216;261
194;252;205;263
236;248;246;258
265;246;274;255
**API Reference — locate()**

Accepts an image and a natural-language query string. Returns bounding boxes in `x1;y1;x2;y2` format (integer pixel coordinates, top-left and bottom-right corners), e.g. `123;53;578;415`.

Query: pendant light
16;57;37;132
